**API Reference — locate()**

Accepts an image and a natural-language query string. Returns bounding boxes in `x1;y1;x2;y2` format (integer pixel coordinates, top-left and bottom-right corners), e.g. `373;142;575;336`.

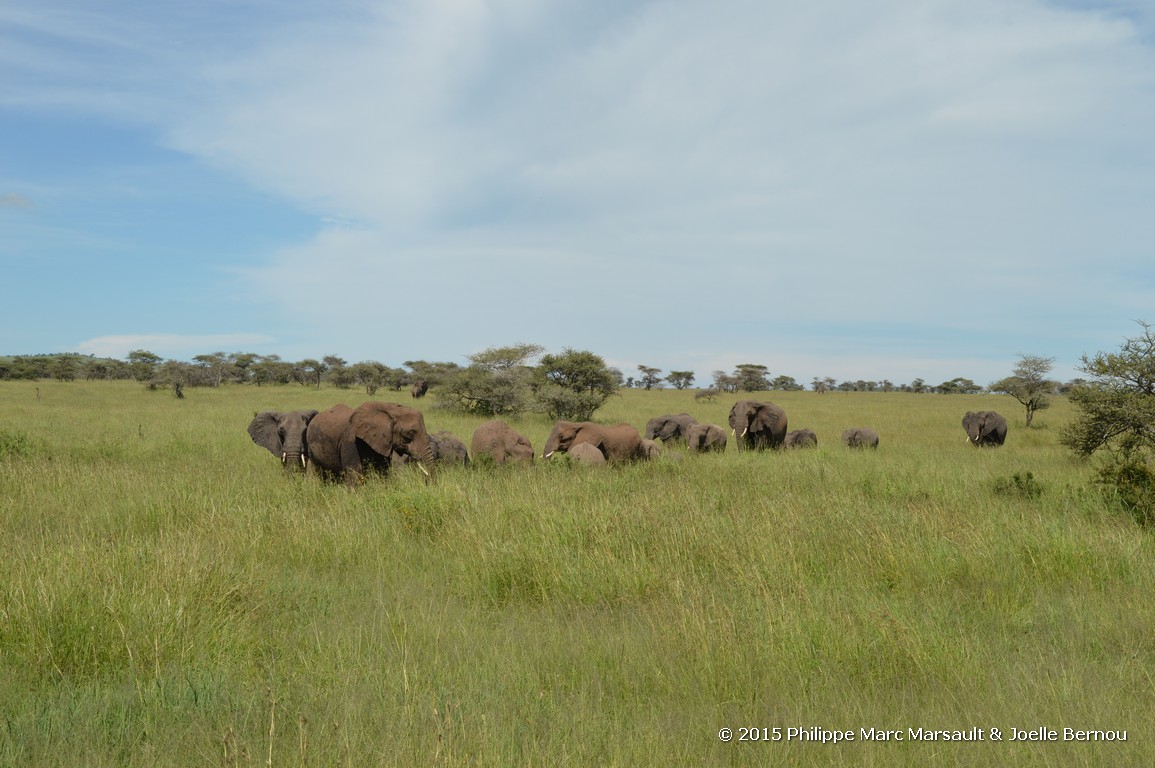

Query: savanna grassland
1;381;1152;767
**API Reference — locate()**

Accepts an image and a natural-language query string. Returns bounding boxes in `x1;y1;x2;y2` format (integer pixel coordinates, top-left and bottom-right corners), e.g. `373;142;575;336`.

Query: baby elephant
567;441;607;466
784;428;818;449
685;423;727;453
842;428;879;449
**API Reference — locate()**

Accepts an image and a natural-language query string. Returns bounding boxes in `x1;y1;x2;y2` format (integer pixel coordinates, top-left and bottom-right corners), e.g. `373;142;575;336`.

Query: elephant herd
248;400;1009;485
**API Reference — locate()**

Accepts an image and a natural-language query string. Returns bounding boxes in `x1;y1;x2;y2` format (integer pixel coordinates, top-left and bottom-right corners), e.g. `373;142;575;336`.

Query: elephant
470;420;535;465
410;380;429;398
685;423;727;453
428;431;470;467
567;441;607;466
247;409;318;471
963;411;1007;446
784;428;818;449
644;413;698;444
305;401;434;484
542;420;645;462
842;428;880;449
728;400;788;450
640;438;662;459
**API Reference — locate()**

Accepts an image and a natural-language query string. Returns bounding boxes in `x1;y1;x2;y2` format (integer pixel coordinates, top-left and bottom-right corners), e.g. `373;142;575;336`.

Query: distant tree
608;367;625;388
911;377;927;394
298;359;328;390
734;364;771;391
535;348;619;421
192;352;229;387
251;355;295;385
937;377;981;394
990;354;1059;426
351;361;388;395
1059;378;1089;394
127;349;162;382
771;375;803;391
712;370;739;393
811;378;829;394
637;365;663;390
666;370;695;390
404;360;464;389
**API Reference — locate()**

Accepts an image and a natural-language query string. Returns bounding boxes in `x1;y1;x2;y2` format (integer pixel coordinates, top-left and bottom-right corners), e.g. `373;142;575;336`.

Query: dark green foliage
992;471;1044;500
665;370;695;389
1061;322;1155;525
1094;448;1155;526
734;363;771;391
1061;323;1155;457
535;349;618;421
436;344;542;416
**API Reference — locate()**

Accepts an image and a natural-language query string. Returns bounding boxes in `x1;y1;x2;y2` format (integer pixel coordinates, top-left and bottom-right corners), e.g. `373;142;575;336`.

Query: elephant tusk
300;454;308;468
741;427;748;437
281;451;288;464
417;462;431;477
543;451;554;458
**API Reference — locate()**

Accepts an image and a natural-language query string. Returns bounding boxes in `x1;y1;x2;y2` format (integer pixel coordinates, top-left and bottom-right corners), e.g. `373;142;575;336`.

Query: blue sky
2;0;1153;386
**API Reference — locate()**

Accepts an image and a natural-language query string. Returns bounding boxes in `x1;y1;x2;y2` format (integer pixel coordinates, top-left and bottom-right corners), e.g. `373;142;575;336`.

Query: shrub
992;471;1044;500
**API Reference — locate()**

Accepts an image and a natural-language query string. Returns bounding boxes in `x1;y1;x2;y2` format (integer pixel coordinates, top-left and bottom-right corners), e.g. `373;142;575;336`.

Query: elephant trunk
413;438;436;482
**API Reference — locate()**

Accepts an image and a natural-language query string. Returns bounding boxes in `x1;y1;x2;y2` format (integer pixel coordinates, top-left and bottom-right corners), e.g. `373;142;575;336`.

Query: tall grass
1;381;1151;766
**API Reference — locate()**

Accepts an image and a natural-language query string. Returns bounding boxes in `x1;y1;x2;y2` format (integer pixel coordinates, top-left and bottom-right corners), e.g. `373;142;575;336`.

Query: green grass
0;381;1152;766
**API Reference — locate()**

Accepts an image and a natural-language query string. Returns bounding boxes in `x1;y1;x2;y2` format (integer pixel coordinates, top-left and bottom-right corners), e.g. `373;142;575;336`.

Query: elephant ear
247;411;284;456
755;406;781;430
300;409;319;423
349;402;396;458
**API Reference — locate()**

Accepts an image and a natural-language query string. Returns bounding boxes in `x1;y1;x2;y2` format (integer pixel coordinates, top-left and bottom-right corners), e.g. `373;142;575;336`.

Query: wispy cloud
0;193;32;207
75;333;276;360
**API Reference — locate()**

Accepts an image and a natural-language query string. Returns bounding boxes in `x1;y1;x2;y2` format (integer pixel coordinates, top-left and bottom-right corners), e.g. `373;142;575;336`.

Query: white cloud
75;333;276;360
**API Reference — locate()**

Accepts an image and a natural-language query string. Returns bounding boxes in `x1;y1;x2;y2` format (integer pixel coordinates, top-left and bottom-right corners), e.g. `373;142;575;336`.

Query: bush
1095;449;1155;526
992;471;1044;500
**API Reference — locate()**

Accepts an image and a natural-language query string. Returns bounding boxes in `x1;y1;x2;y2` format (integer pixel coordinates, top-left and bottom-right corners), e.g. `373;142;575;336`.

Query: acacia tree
637;365;663;390
535;348;619;420
1061;322;1155;524
438;343;543;416
734;364;771;391
665;370;695;390
990;354;1058;426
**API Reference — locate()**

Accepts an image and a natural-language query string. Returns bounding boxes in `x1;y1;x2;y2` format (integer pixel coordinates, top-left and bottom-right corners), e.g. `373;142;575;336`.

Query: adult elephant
842;428;880;449
410;380;429;398
728;400;788;450
471;420;534;465
963;411;1007;446
784;428;818;449
542;421;645;462
306;401;434;484
685;423;727;453
644;413;697;444
247;409;318;471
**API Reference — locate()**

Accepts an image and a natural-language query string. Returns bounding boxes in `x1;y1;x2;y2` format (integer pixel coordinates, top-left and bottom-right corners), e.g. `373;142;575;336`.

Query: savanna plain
1;381;1152;767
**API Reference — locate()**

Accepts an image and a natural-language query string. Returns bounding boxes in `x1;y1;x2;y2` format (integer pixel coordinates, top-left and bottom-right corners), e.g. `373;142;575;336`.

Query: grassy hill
1;381;1150;766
